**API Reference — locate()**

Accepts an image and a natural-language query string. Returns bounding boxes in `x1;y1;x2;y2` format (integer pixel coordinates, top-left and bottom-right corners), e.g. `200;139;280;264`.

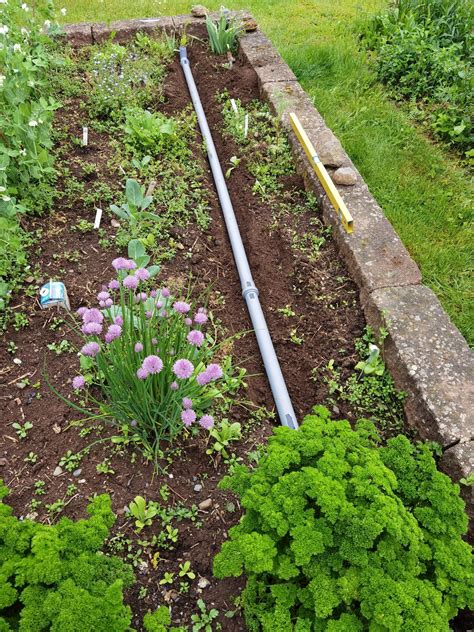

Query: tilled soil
1;32;370;630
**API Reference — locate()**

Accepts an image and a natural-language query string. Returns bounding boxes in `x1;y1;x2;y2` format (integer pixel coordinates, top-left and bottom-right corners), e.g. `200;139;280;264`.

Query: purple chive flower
105;298;113;308
173;359;194;379
161;287;170;298
136;367;148;380
194;312;208;325
207;363;223;380
135;342;143;353
187;330;204;347
139;292;147;301
108;279;120;290
135;268;150;281
105;324;121;343
142;355;163;375
170;381;179;391
196;371;212;386
125;259;136;270
83;308;104;324
181;409;196;427
182;397;193;409
112;257;129;270
150;290;157;298
82;321;103;335
123;275;139;290
99;300;106;308
114;315;123;326
185;318;193;326
159;310;167;318
72;375;85;390
97;291;110;301
81;341;100;357
151;337;158;345
76;306;87;317
156;301;163;309
145;310;153;319
199;414;214;430
173;301;191;314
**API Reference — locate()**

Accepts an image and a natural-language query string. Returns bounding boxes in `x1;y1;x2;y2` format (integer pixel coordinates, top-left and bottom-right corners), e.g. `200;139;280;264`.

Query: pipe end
179;46;188;63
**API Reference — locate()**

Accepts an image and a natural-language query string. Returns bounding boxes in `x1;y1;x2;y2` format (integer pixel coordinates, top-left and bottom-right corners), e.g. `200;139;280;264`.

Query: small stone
78;479;86;484
16;382;26;390
191;4;208;17
25;276;35;283
26;512;38;521
168;473;174;479
72;468;82;477
53;466;62;476
138;560;149;573
194;483;202;492
110;219;120;228
243;17;258;32
317;130;346;168
198;498;212;511
164;589;179;603
198;577;210;589
0;458;7;466
333;166;357;186
13;358;22;365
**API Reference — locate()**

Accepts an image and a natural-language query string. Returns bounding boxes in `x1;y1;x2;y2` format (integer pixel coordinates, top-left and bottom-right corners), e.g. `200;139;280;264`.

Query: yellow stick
289;113;354;234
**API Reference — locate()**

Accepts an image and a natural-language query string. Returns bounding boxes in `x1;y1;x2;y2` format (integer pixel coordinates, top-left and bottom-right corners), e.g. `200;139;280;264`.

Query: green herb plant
214;406;473;631
206;8;243;55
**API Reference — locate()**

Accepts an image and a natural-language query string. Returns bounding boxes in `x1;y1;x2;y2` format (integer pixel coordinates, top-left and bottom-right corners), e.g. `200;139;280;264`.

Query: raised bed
1;11;473;631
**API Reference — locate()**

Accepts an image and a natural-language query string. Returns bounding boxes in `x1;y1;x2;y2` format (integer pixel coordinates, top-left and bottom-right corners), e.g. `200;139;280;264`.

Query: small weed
191;599;220;632
12;421;33;439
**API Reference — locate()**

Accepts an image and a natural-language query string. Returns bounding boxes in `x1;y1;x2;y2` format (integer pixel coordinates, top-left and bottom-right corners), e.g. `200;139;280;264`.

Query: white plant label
230;98;238;114
244;114;249;138
94;207;102;229
82;126;88;146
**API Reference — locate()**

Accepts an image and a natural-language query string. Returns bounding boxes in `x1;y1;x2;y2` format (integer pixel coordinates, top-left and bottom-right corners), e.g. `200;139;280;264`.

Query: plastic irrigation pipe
179;46;298;431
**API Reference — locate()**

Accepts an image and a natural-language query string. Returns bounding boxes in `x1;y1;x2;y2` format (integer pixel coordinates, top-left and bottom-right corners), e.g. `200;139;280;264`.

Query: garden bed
0;15;471;632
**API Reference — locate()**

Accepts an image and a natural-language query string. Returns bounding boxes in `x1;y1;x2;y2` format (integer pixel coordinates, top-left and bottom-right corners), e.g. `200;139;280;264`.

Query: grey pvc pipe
180;46;298;430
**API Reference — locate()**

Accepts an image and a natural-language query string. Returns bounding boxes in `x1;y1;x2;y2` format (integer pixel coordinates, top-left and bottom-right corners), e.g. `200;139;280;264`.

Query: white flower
13;44;22;52
28;120;38;127
21;3;29;11
60;7;67;15
0;25;9;36
0;74;5;87
19;149;27;156
44;20;51;28
1;195;11;202
21;28;29;36
0;186;5;193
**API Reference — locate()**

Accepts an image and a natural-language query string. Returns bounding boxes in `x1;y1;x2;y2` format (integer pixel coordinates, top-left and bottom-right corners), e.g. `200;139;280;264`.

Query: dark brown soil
0;32;374;631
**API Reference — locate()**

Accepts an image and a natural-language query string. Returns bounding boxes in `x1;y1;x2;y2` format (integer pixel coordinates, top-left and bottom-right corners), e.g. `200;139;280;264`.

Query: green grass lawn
59;0;474;346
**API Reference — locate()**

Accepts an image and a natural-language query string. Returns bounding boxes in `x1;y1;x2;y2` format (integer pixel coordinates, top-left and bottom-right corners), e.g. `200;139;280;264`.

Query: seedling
12;421;33;439
59;450;83;472
110;178;157;226
7;341;18;355
191;599;220;632
159;571;174;585
206;420;241;459
178;561;196;580
24;451;38;464
127;495;160;531
290;328;304;346
277;304;296;318
34;480;46;495
225;155;240;178
355;343;385;376
47;340;73;355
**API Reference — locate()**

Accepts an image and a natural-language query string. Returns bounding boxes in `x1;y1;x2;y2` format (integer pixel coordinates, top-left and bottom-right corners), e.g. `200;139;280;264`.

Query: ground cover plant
0;15;470;632
57;0;474;346
214;407;474;631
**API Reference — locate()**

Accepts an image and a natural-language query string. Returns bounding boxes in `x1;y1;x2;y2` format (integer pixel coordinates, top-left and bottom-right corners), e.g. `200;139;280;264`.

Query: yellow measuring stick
289;113;354;234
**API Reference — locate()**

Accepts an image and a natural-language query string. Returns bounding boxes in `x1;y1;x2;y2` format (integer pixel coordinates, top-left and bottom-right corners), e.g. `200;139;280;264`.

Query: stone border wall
62;13;474;518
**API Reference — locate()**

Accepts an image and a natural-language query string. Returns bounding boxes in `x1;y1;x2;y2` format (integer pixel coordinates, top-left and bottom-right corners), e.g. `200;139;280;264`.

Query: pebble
333;166;357;186
193;483;202;492
0;458;7;467
72;468;82;477
198;577;210;589
191;4;208;17
13;358;22;365
53;466;62;476
198;498;212;511
78;479;86;484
